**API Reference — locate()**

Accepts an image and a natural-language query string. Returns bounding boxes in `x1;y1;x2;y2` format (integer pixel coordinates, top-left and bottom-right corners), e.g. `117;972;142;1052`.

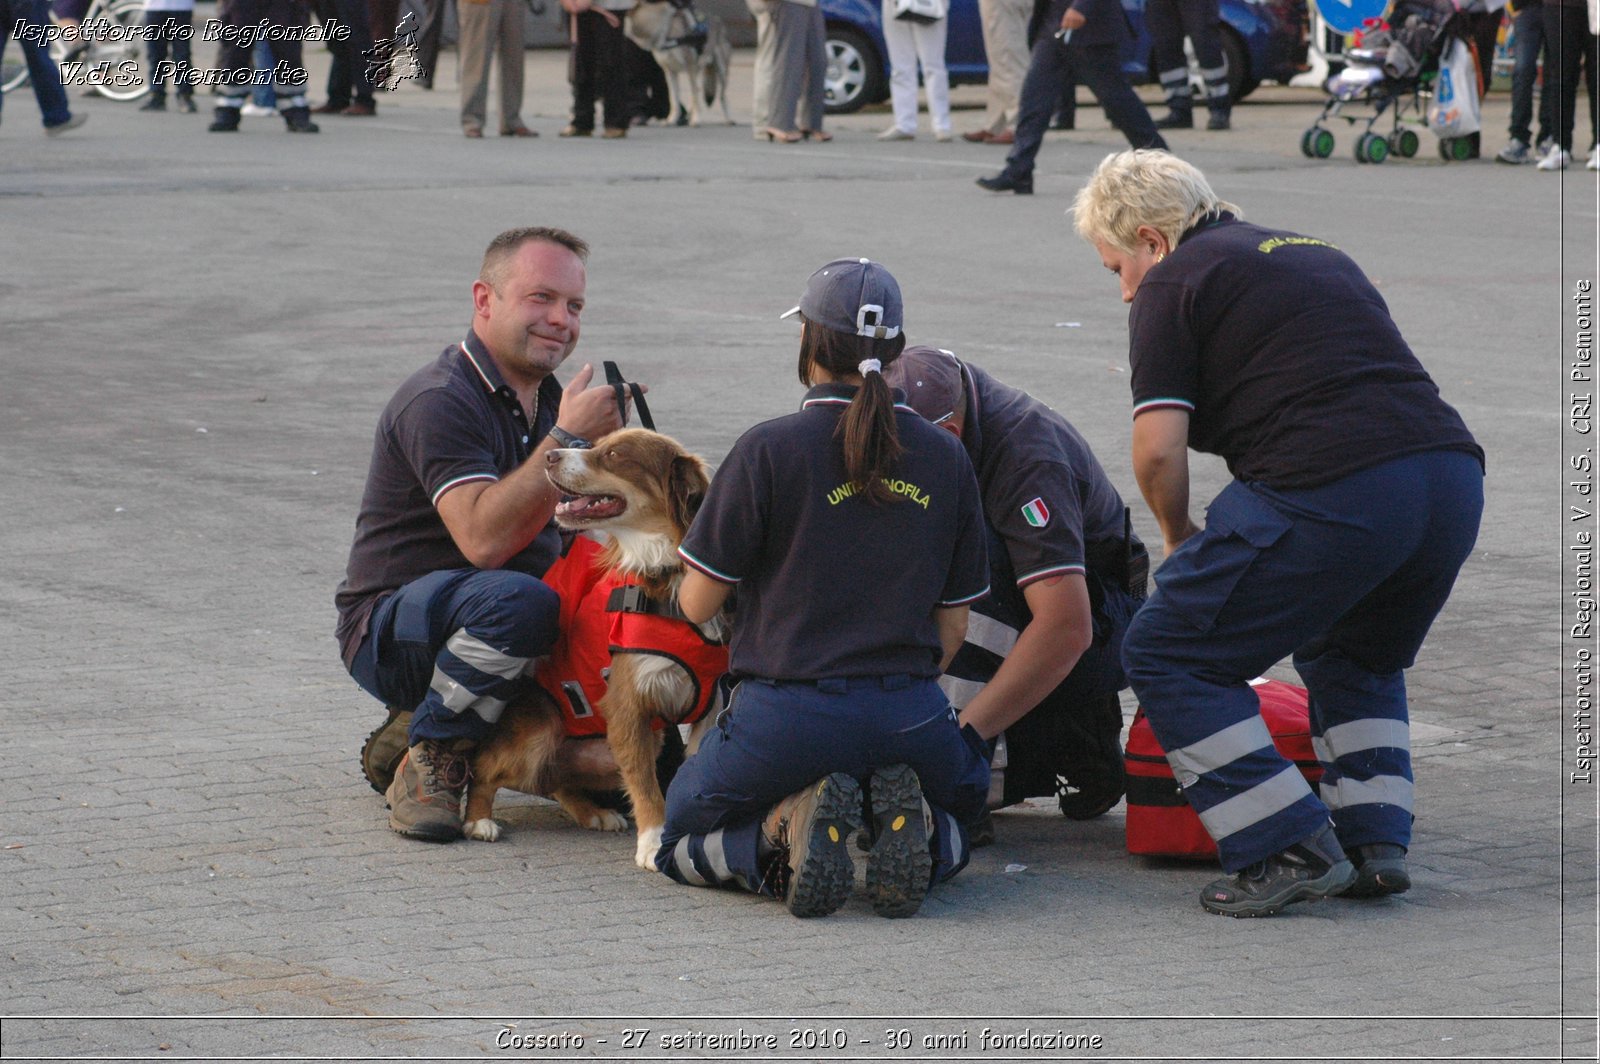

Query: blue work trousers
347;568;560;746
0;0;72;127
655;675;991;897
1122;450;1483;871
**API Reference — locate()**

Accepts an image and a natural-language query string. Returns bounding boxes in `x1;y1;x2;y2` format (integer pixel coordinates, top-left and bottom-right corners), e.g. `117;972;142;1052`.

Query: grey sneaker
44;113;87;137
1200;821;1357;917
360;707;413;793
1343;842;1411;898
762;774;862;917
386;740;471;842
864;764;932;918
1496;138;1531;164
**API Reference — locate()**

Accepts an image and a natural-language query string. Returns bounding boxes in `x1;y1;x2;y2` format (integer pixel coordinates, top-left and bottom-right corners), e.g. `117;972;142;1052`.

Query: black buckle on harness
607;583;687;621
602;360;655;432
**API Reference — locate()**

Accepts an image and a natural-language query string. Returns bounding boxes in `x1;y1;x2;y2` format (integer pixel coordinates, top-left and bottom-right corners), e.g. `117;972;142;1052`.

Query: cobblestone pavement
0;36;1596;1063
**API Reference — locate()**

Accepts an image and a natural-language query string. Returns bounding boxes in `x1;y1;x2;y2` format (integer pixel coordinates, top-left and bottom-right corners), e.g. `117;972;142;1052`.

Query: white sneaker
1588;146;1599;171
241;102;276;117
1537;147;1572;171
934;129;952;142
876;127;914;141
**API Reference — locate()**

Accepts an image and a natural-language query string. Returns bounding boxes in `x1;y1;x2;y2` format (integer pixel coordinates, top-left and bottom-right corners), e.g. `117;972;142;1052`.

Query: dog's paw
581;810;630;832
634;826;664;869
462;818;501;842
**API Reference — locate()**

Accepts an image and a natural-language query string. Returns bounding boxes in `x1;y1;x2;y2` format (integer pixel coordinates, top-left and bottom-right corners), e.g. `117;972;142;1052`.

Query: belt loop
817;678;848;695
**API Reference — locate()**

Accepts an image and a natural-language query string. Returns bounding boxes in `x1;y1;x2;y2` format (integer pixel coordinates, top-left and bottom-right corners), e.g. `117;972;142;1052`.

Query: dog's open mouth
554;491;627;523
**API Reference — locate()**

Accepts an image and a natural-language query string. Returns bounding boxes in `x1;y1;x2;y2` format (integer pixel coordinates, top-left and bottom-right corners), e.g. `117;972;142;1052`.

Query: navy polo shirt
335;332;563;665
957;360;1131;587
679;383;989;681
1128;213;1484;489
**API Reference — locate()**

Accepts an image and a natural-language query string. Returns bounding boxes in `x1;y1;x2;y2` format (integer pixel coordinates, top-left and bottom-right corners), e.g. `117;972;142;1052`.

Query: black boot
1206;107;1231;131
208;105;241;132
139;93;166;112
1344;842;1411;898
1200;821;1357;917
1153;107;1193;129
975;171;1033;194
283;106;320;133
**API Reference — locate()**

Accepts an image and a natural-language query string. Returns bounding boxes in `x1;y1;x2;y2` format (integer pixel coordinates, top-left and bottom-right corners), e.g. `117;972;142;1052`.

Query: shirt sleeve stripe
1132;397;1195;417
1016;563;1086;586
939;584;991;607
678;547;740;584
431;473;499;506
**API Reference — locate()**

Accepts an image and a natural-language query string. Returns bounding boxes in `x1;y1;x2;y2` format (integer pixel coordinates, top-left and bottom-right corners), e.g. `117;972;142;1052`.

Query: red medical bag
1124;678;1324;859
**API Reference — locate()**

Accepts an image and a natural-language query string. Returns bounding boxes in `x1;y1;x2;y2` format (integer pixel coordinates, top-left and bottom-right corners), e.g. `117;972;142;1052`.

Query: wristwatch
547;425;592;450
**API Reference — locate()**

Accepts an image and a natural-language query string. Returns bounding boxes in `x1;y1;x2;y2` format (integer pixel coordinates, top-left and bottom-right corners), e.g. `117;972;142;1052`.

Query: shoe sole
361;708;413;793
1200;859;1357;917
865;765;932;918
1342;857;1411;899
785;774;861;918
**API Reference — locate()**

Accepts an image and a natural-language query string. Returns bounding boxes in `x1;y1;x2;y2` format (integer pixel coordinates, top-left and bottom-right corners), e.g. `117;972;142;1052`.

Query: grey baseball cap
779;258;903;340
883;346;964;424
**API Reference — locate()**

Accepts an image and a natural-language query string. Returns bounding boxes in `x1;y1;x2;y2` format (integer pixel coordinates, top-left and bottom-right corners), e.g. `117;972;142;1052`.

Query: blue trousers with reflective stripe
654;675;991;896
1122;450;1482;871
348;568;560;745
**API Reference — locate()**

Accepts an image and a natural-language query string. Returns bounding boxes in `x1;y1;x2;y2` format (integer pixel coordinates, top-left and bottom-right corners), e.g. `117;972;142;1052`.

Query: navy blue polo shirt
1128;213;1484;489
957;360;1131;587
335;331;563;665
679;383;989;681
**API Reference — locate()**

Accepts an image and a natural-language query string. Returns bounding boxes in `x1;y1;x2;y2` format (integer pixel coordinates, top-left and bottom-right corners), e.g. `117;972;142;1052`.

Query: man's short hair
479;227;590;289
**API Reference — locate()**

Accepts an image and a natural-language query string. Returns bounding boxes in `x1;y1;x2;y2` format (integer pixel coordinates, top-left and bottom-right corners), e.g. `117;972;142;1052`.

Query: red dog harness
535;536;729;737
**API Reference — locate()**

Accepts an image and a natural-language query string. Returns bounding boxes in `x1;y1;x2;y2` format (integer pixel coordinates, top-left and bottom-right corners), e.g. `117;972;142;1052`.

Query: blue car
821;0;1308;112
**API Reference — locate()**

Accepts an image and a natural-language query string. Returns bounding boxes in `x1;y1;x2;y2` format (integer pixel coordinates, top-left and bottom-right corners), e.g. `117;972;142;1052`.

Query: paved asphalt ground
1;29;1597;1063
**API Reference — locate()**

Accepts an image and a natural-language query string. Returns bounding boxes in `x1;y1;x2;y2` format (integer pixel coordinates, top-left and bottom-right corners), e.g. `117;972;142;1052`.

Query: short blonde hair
1071;150;1240;252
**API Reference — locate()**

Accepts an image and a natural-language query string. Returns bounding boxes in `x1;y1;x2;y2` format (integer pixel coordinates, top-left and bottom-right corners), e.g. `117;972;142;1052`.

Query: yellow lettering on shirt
826;479;931;508
1258;236;1339;254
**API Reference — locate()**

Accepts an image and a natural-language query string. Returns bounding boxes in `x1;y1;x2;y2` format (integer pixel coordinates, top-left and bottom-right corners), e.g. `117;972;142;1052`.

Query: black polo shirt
957;360;1131;587
679;383;989;681
335;332;563;665
1127;213;1484;489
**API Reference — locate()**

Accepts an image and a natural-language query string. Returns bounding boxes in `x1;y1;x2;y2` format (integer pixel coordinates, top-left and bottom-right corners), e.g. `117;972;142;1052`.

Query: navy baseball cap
883;346;964;424
779;258;903;340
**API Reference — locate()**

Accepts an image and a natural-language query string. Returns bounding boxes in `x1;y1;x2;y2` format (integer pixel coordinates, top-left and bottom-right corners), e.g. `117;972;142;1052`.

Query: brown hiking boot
761;774;861;917
386;740;472;842
360;707;412;793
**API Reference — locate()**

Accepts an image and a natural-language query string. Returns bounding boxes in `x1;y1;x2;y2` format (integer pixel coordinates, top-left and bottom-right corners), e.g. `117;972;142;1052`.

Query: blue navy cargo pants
655;675;991;895
1122;450;1483;871
348;568;560;745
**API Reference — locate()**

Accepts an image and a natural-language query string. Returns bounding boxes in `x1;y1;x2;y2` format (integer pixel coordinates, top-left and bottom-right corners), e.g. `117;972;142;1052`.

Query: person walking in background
0;0;86;134
877;0;953;141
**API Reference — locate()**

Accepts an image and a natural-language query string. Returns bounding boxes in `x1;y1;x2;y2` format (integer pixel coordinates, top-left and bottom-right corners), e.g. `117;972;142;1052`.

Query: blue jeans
1122;450;1483;871
0;0;72;127
347;568;560;746
656;675;991;896
1508;3;1553;146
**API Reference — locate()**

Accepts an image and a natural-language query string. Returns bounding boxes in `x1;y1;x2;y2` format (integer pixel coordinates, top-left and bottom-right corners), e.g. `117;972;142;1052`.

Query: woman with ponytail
653;258;994;920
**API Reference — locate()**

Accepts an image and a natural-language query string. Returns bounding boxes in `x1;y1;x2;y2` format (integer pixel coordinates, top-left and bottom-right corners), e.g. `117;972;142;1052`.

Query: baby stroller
1299;0;1476;163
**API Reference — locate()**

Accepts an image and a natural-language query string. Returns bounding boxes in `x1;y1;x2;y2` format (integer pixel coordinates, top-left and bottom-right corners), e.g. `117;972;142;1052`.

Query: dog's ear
668;453;710;534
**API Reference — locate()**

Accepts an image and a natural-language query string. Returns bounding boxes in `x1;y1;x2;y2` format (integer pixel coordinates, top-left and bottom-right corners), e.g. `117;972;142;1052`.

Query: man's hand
554;362;649;444
1060;6;1086;29
956;574;1092;740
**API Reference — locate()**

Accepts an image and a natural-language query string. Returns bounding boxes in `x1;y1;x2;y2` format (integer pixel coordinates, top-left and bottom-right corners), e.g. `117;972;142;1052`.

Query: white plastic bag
1426;38;1482;137
893;0;947;22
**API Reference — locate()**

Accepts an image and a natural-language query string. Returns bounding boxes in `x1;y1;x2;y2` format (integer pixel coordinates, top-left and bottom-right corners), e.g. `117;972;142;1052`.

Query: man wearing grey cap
885;347;1145;838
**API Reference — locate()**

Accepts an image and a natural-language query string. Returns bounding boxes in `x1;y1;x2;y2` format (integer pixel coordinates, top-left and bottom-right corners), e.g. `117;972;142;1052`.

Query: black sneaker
968;808;996;849
762;774;862;917
1154;109;1194;130
360;707;413;793
139;95;166;112
208;106;240;132
864;764;932;918
1200;822;1357;917
1206;109;1231;131
386;739;472;842
975;172;1032;195
282;106;320;133
1343;842;1411;898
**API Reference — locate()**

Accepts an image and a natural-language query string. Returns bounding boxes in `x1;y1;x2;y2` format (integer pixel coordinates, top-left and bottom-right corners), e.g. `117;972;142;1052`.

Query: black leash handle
602;360;655;431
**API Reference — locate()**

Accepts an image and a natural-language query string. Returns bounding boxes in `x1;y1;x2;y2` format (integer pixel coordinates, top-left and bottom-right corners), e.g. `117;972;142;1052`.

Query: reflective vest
535;535;728;737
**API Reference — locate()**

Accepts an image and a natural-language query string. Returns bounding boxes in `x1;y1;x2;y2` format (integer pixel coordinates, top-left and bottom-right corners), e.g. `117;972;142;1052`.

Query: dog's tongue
555;494;625;521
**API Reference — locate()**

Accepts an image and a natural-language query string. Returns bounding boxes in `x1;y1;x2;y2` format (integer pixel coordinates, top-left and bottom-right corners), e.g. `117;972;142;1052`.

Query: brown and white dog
624;0;735;128
462;429;729;869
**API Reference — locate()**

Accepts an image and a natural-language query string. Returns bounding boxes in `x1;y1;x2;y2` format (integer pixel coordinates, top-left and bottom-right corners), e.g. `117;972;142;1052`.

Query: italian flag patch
1021;497;1050;527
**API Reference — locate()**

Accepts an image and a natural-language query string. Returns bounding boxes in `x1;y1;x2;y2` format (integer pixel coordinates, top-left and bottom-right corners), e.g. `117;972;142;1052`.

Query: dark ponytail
799;318;908;504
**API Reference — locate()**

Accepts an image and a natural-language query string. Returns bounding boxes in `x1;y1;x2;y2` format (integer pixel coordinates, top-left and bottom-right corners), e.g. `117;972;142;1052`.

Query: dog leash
603;360;655;431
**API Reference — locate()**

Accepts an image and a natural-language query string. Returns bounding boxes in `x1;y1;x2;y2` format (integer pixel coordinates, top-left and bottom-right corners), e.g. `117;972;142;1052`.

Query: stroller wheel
1438;136;1473;162
1356;131;1390;164
1302;127;1335;159
1395;128;1419;158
